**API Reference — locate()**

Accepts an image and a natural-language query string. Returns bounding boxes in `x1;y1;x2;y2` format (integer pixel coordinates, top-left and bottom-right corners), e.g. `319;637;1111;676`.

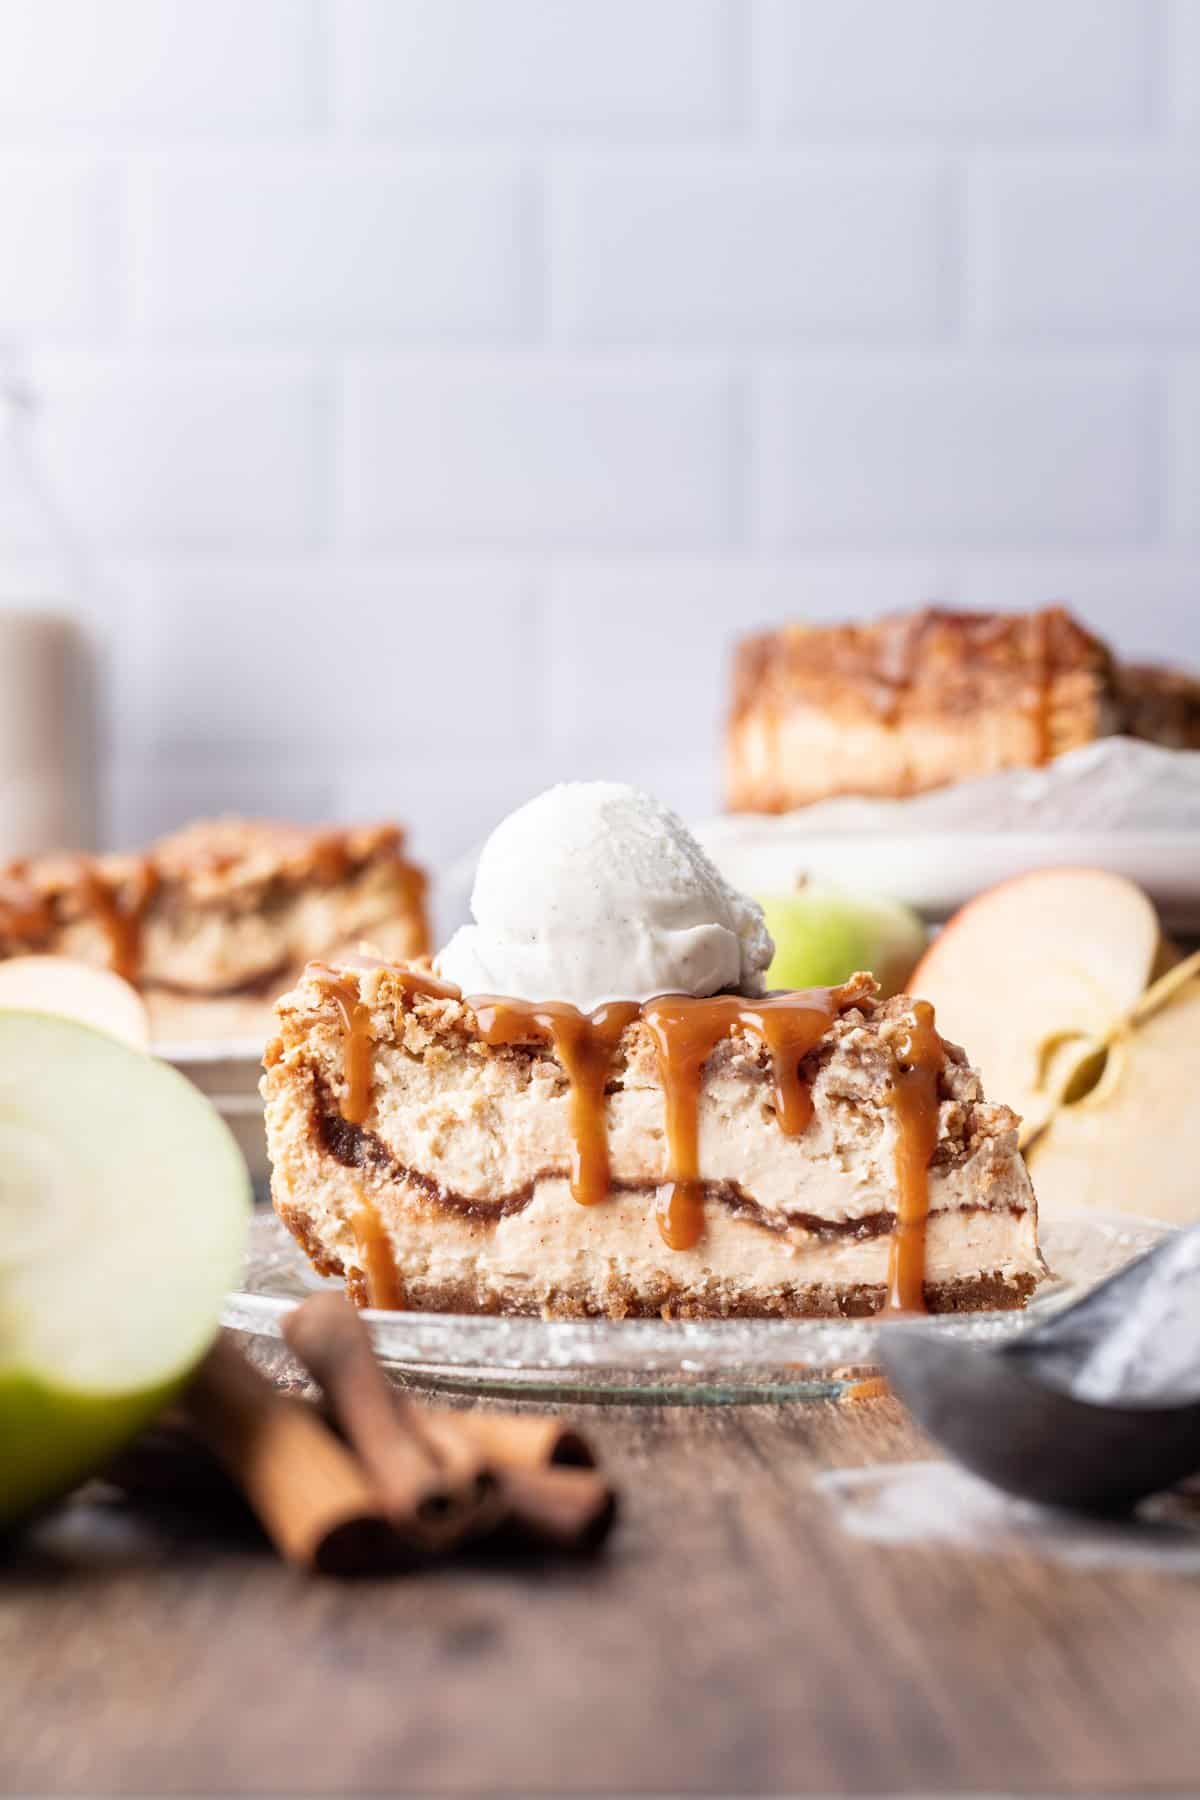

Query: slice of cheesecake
263;960;1042;1320
0;819;429;1041
1115;662;1200;751
726;605;1124;812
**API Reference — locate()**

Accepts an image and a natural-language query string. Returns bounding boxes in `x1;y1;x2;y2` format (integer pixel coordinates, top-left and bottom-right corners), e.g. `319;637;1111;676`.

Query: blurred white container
0;351;97;857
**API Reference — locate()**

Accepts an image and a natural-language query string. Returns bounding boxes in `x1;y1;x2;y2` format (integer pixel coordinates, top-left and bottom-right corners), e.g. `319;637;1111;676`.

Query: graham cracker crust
335;1260;1036;1320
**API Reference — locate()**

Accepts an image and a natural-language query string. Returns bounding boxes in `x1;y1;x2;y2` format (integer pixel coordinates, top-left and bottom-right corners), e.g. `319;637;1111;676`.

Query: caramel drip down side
312;961;460;1127
883;1001;944;1315
81;857;160;984
308;832;353;887
1026;606;1054;768
2;854;160;982
642;990;840;1251
639;999;719;1252
470;999;641;1207
399;863;433;958
349;1186;403;1310
0;867;53;943
314;970;375;1126
313;966;854;1262
738;991;841;1135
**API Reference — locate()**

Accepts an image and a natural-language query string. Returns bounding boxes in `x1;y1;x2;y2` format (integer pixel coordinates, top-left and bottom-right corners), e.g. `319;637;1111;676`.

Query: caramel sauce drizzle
1027;607;1054;767
349;1186;403;1309
882;1000;944;1314
470;999;641;1206
399;864;433;957
311;960;459;1126
73;857;160;984
309;832;353;887
0;854;159;983
1;827;424;989
320;975;374;1126
0;866;54;942
640;990;840;1250
315;966;946;1308
841;1375;891;1404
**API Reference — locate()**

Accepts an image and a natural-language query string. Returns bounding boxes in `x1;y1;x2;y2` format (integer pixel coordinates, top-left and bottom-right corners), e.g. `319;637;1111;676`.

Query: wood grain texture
3;1397;1200;1796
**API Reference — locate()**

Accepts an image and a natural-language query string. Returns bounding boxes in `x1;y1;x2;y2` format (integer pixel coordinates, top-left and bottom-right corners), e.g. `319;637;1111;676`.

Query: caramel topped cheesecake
0;818;429;1040
726;604;1200;812
1115;662;1200;752
263;785;1040;1319
263;963;1039;1318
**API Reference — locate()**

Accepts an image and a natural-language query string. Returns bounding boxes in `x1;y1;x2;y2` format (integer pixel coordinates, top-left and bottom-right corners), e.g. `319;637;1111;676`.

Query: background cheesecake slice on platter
262;960;1042;1321
0;817;430;1043
725;604;1200;813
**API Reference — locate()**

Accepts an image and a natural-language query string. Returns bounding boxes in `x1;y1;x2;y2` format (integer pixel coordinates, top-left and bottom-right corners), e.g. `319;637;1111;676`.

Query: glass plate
222;1210;1170;1405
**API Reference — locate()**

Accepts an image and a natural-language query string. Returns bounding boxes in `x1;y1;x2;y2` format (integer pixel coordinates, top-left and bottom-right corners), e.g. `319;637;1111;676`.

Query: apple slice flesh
0;955;150;1050
0;1012;250;1528
1027;978;1200;1224
910;869;1162;1133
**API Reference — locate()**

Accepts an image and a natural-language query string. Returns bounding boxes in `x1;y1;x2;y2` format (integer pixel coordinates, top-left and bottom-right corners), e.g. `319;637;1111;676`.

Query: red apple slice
1028;975;1200;1223
910;869;1163;1141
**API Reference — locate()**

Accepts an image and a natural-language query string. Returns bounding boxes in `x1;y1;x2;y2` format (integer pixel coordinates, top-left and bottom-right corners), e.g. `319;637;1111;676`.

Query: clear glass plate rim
223;1211;1170;1376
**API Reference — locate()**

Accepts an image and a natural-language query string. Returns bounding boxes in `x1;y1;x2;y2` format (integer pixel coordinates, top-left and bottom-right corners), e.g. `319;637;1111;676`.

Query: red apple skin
909;864;1158;995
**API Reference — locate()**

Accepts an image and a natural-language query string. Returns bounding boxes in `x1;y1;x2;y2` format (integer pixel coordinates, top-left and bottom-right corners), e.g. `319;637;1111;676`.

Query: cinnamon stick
282;1294;495;1545
422;1410;595;1472
181;1336;406;1576
106;1404;616;1556
493;1466;618;1554
284;1296;616;1552
103;1416;250;1519
412;1407;615;1548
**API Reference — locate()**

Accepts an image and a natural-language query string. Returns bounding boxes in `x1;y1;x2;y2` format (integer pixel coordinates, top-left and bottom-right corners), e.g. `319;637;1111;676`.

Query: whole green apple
758;885;928;999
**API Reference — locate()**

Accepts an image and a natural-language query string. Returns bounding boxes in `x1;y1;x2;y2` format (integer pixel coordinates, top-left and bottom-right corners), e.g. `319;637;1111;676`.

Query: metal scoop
880;1224;1200;1514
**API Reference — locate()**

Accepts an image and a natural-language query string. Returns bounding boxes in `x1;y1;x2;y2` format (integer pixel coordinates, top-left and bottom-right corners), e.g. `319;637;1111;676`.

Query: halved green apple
0;1012;251;1530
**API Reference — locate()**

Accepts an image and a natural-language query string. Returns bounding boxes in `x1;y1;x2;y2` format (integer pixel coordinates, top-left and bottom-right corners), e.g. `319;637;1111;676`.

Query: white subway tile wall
755;0;1152;132
340;355;739;546
753;356;1153;545
0;0;1197;887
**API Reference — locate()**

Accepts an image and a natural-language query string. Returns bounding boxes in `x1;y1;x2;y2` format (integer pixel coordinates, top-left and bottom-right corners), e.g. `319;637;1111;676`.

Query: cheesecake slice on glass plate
263;786;1042;1322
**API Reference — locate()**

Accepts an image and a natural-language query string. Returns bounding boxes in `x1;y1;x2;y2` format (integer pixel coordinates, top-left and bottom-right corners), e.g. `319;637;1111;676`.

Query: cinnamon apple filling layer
310;1069;1025;1243
263;960;1042;1321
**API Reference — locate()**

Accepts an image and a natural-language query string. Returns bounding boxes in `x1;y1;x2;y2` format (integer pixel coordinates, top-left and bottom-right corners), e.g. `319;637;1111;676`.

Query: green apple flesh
759;886;928;998
0;1012;251;1530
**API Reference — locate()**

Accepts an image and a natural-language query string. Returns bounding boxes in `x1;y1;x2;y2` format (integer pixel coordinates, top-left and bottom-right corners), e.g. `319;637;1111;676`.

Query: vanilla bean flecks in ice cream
436;782;774;1011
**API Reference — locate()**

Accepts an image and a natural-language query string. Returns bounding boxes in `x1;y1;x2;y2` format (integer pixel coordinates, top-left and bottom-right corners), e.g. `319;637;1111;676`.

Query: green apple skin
0;1370;183;1533
758;888;928;999
0;1011;251;1536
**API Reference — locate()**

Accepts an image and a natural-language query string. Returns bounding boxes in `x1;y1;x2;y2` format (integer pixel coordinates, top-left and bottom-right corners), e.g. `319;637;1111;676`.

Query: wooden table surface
4;1392;1200;1797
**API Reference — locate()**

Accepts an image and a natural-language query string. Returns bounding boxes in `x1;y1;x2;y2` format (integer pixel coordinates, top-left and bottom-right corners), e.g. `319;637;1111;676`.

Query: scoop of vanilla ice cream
435;782;774;1011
